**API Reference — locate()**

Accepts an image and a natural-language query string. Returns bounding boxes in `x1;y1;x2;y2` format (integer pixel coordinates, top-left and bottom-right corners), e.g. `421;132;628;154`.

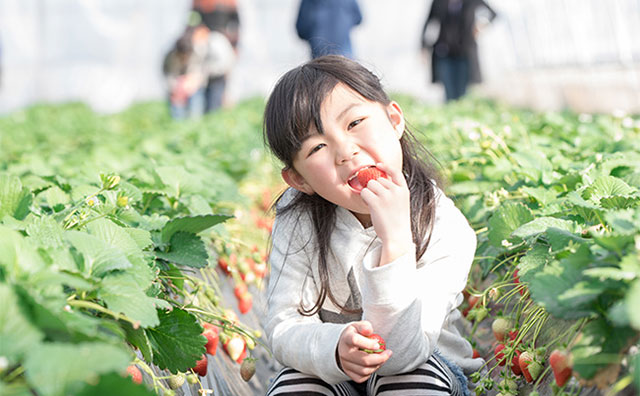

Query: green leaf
625;279;640;330
517;244;550;283
545;227;589;252
0;285;43;362
124;228;153;250
0;225;46;277
521;186;558;207
99;273;160;328
145;308;206;374
121;321;153;363
66;231;132;277
0;174;32;220
591;232;635;254
584;176;636;204
23;342;131;396
86;218;145;266
599;194;640;209
512;150;553;183
160;214;231;243
487;202;534;247
511;217;578;239
155;232;208;268
26;216;65;248
155;166;200;197
76;372;156;396
571;318;636;379
529;245;598;319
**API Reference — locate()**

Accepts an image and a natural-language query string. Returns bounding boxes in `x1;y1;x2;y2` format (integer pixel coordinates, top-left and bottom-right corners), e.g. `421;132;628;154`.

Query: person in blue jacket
295;0;363;59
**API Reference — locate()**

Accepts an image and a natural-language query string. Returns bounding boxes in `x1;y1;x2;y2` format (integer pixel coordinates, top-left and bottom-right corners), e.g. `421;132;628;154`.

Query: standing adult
421;0;496;102
192;0;240;111
295;0;363;59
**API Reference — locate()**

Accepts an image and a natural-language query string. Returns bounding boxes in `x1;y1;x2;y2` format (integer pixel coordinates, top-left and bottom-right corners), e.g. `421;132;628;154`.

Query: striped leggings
266;353;468;396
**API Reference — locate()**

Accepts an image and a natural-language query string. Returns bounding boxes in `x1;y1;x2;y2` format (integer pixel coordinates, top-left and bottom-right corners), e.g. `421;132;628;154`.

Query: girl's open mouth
348;166;380;192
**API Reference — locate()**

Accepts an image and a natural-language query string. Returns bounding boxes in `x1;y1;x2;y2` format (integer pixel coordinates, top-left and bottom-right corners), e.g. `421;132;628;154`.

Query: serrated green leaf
76;372;156;396
145;308;206;374
86;218;145;266
155;166;200;197
600;194;640;209
66;231;132;277
512;217;578;239
512;150;553;183
41;185;70;208
161;214;231;243
99;273;159;328
124;228;153;250
0;285;43;362
118;180;143;203
26;216;65;248
23;342;131;396
0;174;31;220
584;176;636;204
0;225;46;276
546;227;589;252
155;232;208;268
517;244;550;283
529;245;597;319
487;202;534;247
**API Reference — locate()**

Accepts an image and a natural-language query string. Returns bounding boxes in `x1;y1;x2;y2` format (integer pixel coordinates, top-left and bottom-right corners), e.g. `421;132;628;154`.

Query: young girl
261;55;482;396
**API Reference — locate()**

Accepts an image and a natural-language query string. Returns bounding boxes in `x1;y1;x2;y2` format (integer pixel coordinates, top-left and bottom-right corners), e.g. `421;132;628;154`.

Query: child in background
261;55;482;395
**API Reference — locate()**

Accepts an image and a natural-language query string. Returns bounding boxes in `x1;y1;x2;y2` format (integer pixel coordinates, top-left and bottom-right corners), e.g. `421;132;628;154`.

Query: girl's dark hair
263;55;442;316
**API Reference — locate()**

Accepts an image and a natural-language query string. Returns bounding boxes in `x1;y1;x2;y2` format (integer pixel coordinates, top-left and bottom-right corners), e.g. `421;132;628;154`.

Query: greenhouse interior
0;1;639;396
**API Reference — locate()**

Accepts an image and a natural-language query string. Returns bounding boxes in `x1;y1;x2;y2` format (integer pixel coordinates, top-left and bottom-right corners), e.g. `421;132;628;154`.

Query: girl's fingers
375;162;407;188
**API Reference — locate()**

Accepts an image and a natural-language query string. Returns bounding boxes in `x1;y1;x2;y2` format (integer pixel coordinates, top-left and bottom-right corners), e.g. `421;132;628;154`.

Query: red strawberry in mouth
348;166;387;192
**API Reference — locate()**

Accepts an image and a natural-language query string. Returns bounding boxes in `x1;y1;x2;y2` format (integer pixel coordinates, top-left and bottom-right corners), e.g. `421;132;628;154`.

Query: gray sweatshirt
262;186;483;384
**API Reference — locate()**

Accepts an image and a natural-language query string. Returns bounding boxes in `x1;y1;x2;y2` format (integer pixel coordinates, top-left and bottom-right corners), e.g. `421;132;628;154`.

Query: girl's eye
348;118;363;130
307;143;325;157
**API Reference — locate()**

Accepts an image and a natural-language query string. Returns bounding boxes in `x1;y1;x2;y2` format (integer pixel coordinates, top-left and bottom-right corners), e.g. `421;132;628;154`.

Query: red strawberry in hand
356;167;387;188
361;334;386;354
549;349;573;387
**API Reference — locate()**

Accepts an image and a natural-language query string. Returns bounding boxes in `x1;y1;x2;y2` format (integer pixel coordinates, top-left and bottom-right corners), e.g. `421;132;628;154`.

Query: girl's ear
387;101;405;138
282;167;315;195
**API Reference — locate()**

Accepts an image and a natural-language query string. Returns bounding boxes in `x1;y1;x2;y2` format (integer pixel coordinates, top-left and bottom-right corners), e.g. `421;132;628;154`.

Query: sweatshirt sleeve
360;187;477;375
261;202;351;384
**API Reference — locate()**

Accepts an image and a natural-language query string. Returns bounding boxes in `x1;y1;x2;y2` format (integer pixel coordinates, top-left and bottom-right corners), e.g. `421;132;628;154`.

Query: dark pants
204;76;226;113
434;55;469;102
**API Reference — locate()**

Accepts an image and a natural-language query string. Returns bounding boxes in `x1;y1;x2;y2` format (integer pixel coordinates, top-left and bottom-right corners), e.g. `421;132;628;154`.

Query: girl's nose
336;141;359;164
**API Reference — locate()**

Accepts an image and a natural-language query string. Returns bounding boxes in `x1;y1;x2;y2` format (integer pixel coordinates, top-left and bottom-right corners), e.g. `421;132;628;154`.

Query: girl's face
283;83;405;220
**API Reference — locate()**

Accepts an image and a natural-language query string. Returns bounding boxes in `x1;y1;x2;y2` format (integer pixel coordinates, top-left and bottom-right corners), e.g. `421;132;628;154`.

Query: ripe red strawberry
494;344;506;366
357;167;387;188
234;283;248;299
519;351;543;383
240;358;256;381
492;317;512;341
472;348;481;359
462;294;481;317
511;349;522;376
192;354;208;376
513;269;524;295
126;365;143;384
224;335;246;362
238;293;253;314
361;334;386;354
549;349;572;387
203;325;219;355
218;256;230;274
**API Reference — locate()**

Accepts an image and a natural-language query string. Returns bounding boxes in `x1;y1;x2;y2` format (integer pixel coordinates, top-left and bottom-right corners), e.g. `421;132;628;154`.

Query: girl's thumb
351;320;374;336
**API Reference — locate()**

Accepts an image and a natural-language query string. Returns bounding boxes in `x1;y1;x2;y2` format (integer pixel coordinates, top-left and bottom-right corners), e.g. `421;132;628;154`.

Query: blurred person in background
295;0;363;59
163;22;234;119
192;0;240;111
421;0;496;102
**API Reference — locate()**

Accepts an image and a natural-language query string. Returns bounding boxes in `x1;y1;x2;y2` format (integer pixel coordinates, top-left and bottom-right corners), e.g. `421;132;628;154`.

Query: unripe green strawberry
168;374;185;389
240;358;256;381
492;317;512;341
186;373;198;384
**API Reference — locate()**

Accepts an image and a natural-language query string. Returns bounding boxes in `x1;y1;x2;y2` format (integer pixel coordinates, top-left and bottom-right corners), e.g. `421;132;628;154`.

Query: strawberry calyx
360;333;386;354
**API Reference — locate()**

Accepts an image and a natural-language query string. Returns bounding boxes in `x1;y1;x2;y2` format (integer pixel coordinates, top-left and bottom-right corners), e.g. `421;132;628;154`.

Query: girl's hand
337;321;392;383
360;163;413;266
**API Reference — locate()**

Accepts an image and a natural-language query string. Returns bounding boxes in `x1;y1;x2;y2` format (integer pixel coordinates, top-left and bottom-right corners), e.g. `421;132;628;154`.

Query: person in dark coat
295;0;363;59
421;0;496;101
